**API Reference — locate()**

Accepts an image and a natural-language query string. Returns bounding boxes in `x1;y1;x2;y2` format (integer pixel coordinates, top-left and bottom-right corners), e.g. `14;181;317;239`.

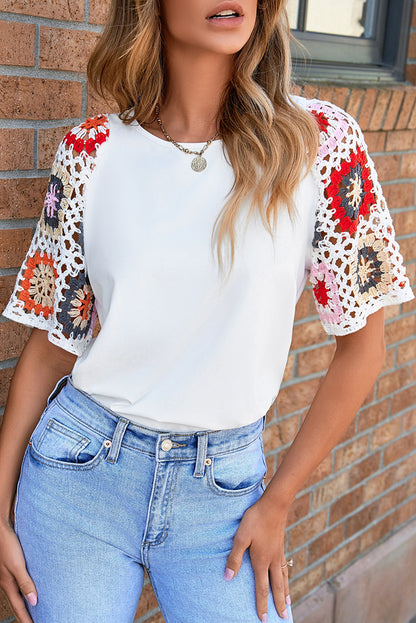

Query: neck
158;47;235;142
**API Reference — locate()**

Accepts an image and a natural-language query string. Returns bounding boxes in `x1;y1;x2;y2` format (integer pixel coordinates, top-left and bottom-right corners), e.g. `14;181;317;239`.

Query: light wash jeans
14;374;294;623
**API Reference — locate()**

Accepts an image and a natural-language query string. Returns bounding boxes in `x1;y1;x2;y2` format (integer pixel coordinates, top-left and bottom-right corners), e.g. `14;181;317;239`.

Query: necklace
154;102;219;172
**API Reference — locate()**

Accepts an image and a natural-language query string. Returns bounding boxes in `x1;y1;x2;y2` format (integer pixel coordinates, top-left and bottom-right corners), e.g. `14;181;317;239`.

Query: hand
0;519;37;623
224;494;291;622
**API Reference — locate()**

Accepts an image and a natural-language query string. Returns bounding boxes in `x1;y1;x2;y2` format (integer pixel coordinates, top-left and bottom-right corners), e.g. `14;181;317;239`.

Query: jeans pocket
206;434;267;497
29;401;110;471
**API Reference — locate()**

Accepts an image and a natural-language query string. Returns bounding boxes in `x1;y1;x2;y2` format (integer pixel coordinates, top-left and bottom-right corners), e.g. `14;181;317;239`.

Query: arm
0;328;77;623
225;307;385;622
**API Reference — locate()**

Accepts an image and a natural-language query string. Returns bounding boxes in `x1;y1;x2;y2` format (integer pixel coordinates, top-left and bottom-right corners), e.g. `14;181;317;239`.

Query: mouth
206;2;244;21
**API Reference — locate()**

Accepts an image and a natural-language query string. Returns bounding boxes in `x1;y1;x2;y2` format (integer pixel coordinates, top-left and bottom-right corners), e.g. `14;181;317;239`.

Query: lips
206;1;244;19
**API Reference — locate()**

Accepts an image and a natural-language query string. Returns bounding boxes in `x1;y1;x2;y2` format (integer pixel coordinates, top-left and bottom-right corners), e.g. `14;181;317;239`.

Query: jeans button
161;439;173;452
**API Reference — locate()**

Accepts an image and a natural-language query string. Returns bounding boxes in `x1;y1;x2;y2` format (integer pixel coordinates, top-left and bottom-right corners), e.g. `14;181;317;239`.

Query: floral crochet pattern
2;114;110;355
305;98;413;335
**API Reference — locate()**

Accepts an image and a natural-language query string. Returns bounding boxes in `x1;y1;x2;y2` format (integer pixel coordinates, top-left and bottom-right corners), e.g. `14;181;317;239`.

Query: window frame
290;0;413;84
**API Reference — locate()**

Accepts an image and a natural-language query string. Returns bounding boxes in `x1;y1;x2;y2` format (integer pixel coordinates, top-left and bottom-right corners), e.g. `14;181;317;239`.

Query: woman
0;1;413;622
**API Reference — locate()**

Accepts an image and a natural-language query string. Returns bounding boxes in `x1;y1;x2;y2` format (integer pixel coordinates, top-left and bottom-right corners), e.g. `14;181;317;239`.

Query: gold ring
281;558;294;569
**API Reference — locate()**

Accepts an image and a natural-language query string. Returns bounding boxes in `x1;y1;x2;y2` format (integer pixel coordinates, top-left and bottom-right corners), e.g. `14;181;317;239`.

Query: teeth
211;9;239;17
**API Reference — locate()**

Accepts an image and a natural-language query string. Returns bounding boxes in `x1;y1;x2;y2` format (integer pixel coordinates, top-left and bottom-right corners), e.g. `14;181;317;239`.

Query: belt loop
193;432;208;478
106;418;129;464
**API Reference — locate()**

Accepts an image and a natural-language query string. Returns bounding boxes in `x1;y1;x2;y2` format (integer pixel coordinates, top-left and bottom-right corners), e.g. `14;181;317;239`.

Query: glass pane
286;0;300;30
305;0;378;38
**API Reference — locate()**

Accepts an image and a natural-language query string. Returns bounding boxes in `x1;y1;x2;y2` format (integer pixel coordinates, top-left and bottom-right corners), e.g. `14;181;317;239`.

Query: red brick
0;129;34;171
0;228;33;269
291;320;328;350
331;88;349;111
391;384;416;415
0;21;35;66
396;236;416;264
386;129;416;151
0;275;19;311
412;2;416;27
282;353;295;383
409;33;416;59
303;85;319;100
0;588;13;620
290;565;323;603
334;436;369;472
317;87;334;103
287;493;310;526
370;418;401;450
86;82;117;118
0;366;15;408
291;85;302;97
89;0;111;24
288;509;327;550
265;454;275;484
385;315;416;345
0;322;30;360
393;496;416;525
345;499;378;538
363;465;396;502
383;183;414;209
346;89;364;120
349;452;381;487
408;98;416;129
324;538;360;578
0;76;82;120
294;288;314;321
405;64;416;85
0;0;84;20
400;153;416;179
368;90;391;132
312;472;349;510
372;154;400;182
377;366;413;399
359;514;394;553
357;89;378;131
276;377;322;416
364;131;385;153
395;451;416;481
393;210;416;236
39;27;99;73
383;430;416;465
377;482;408;517
0;178;48;219
135;582;158;617
297;343;336;377
383;90;405;131
309;524;343;564
38;126;72;170
263;415;299;452
402;407;416;431
380;348;395;374
397;91;416;129
146;613;165;623
302;453;332;488
329;487;363;525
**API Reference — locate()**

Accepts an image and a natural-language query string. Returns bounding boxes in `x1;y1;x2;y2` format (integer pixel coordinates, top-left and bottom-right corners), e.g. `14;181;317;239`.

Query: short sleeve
306;100;414;336
2;114;110;355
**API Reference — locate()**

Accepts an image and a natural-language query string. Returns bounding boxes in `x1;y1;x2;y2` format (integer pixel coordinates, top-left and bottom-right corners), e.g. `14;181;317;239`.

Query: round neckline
134;120;223;149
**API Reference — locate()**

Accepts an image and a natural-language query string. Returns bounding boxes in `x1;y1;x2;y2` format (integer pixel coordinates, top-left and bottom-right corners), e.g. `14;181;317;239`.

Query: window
289;0;413;83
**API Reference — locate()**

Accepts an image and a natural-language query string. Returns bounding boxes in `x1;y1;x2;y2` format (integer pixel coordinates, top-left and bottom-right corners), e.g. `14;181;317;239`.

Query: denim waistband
46;374;265;473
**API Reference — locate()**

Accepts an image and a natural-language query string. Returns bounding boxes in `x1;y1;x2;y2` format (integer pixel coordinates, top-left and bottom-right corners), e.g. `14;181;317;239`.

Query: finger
11;564;37;607
225;533;251;580
252;564;270;622
2;579;35;623
270;564;289;620
282;564;291;609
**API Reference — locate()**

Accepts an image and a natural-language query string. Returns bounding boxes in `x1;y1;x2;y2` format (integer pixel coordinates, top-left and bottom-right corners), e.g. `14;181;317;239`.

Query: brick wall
0;2;415;622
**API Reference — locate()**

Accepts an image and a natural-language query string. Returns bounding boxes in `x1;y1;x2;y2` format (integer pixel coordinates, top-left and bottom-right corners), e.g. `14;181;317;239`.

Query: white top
3;97;414;431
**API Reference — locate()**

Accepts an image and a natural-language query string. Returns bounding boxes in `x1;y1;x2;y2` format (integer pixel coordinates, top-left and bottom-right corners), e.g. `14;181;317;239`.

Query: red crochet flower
313;277;330;307
311;110;329;133
326;147;375;235
64;115;109;155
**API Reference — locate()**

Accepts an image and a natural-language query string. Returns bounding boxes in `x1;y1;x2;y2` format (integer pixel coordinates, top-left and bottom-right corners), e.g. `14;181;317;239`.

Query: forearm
0;329;76;523
264;335;385;510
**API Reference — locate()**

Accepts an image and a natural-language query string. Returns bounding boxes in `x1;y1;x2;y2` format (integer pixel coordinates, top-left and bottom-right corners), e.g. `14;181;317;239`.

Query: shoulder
62;113;111;156
291;95;366;159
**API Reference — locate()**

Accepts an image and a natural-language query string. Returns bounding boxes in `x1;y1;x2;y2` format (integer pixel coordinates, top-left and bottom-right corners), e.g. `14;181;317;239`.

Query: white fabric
3;97;414;431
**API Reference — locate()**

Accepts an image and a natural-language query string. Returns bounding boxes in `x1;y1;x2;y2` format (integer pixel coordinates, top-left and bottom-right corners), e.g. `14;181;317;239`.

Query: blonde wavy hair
88;0;320;279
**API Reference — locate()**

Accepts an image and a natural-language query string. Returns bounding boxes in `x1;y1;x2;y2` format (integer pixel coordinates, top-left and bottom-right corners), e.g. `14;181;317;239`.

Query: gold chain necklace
154;102;219;172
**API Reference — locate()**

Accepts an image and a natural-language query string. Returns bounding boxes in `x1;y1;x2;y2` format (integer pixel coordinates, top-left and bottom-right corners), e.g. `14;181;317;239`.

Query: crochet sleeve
306;100;414;336
2;114;110;356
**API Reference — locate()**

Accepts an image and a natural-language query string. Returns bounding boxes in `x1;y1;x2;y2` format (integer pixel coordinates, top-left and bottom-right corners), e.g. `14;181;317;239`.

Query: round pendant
191;156;207;172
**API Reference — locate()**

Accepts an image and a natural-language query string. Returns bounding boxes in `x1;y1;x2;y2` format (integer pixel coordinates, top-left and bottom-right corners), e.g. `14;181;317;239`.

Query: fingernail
25;592;37;606
282;609;289;620
261;615;267;623
286;595;291;606
224;567;235;581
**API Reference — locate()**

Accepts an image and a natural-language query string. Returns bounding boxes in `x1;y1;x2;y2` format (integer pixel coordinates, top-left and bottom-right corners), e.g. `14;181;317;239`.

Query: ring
281;558;294;569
